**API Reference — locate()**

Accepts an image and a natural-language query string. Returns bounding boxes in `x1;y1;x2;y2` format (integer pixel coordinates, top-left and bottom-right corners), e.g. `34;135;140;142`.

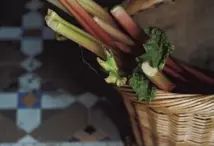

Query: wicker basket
118;85;214;146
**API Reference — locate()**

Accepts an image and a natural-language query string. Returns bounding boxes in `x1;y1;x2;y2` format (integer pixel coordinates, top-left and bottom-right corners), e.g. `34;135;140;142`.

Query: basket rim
120;84;201;100
119;85;214;114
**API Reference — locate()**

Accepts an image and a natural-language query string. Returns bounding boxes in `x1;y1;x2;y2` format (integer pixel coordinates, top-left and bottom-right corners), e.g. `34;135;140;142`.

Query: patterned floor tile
71;126;109;142
91;107;121;141
22;11;44;29
21;38;43;56
0;110;17;122
17;91;42;109
41;91;76;109
17;109;41;133
0;93;17;109
21;57;42;72
77;93;98;109
41;109;64;122
0;142;124;146
0;66;24;91
0;114;26;142
18;73;41;92
25;0;43;11
22;29;42;38
31;103;87;141
0;0;127;144
36;41;84;88
0;27;22;40
18;135;37;143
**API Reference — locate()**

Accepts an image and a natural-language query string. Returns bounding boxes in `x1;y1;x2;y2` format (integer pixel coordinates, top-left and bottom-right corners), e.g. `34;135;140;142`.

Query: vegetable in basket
129;27;175;101
45;0;175;102
97;50;127;87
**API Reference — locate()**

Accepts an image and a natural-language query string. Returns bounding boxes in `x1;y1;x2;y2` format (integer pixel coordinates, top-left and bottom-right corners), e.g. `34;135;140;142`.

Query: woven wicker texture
119;85;214;146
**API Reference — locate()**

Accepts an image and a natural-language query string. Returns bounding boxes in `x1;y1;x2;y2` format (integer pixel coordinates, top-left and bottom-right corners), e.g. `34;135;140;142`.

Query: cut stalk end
142;62;175;91
45;10;106;59
111;5;141;41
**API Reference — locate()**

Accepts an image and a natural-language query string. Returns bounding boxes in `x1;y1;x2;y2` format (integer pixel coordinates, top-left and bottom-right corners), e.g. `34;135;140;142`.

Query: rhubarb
59;0;99;38
115;42;132;53
77;0;116;26
59;0;117;49
139;27;174;69
55;33;68;41
129;66;156;101
47;9;100;44
141;62;175;91
163;65;187;81
97;50;127;87
94;17;134;46
129;27;174;101
180;62;214;86
45;10;106;59
111;5;141;40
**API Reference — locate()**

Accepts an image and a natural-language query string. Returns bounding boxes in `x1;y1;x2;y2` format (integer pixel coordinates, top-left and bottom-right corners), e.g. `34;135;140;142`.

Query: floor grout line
0;141;125;146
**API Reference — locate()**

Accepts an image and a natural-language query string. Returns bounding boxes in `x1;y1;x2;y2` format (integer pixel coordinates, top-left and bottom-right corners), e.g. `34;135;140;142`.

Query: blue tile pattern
17;91;42;109
0;0;126;145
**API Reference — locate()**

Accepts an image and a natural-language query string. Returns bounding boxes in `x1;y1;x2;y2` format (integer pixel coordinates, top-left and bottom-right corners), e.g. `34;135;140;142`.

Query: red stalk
166;57;184;73
60;0;117;48
163;66;187;81
142;62;175;91
180;62;214;86
59;0;98;38
111;6;141;40
115;42;132;53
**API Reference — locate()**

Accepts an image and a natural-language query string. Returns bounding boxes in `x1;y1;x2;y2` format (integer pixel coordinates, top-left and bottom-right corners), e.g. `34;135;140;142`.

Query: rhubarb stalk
111;5;141;40
59;0;99;38
77;0;116;26
93;17;134;46
163;66;187;81
141;62;175;91
166;57;184;73
47;9;98;42
180;62;214;86
115;42;132;53
45;10;106;59
59;0;117;49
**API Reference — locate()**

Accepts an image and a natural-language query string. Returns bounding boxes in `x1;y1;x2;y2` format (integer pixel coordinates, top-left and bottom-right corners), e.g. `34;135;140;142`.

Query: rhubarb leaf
137;27;174;70
129;66;156;102
129;27;174;101
97;50;127;87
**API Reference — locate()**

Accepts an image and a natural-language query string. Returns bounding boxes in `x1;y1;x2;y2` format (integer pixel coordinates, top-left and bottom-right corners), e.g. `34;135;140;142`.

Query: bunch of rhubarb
45;0;214;101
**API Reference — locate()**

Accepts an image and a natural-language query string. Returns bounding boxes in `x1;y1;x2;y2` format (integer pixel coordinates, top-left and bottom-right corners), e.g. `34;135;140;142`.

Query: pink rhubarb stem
59;0;98;38
60;0;117;49
115;42;132;53
166;57;184;73
180;62;214;86
111;5;141;40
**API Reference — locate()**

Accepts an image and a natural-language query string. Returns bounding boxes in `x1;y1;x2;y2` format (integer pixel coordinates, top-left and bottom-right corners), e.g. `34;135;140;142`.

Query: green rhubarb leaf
129;27;174;101
97;50;127;87
137;27;174;70
129;66;156;102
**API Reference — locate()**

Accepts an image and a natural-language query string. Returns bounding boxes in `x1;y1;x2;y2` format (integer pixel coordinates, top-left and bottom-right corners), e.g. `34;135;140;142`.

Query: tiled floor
0;0;132;145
